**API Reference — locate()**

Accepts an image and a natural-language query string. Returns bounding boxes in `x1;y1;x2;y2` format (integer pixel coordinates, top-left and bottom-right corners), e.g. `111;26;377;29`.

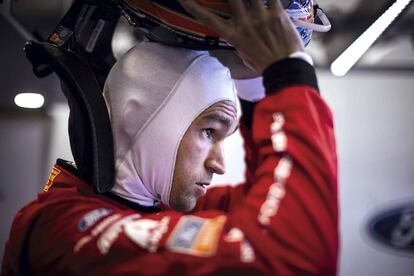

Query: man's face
170;100;238;212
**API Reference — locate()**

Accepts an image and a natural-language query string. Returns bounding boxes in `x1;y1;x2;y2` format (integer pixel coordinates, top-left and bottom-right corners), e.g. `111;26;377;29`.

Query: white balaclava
103;42;237;207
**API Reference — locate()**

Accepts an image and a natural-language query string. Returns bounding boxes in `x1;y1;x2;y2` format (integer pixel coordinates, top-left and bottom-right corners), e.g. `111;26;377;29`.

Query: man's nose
205;143;225;175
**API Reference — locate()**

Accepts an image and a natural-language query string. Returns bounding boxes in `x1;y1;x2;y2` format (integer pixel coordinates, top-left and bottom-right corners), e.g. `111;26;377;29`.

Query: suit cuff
289;51;314;66
262;58;319;95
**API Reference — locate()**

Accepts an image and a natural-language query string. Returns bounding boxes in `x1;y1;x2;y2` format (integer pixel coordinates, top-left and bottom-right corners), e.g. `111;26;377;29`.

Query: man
2;0;338;275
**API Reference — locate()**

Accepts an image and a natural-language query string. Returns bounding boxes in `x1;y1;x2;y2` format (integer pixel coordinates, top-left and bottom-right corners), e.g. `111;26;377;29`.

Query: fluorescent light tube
331;0;412;76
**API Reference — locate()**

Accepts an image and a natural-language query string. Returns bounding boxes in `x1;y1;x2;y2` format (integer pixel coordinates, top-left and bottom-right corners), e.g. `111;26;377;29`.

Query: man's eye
203;128;214;138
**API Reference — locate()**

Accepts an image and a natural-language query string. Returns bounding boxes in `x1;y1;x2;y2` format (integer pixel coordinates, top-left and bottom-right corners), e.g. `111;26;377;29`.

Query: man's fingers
227;0;247;18
177;0;229;34
268;0;283;12
250;0;265;13
266;0;276;9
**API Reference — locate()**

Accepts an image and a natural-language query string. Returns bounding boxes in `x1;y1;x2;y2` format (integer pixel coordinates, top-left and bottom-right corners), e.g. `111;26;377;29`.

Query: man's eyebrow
200;113;239;133
201;113;231;126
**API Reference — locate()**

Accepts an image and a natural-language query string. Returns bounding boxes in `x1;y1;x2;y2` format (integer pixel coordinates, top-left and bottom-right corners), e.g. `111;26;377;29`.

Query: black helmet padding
24;41;114;194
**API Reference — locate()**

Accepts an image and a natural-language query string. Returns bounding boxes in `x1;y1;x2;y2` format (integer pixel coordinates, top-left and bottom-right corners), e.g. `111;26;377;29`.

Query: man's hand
178;0;304;74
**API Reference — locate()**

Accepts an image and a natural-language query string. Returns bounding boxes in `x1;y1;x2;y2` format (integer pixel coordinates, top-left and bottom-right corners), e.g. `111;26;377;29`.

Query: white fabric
103;42;237;207
234;77;265;102
289;51;314;66
234;52;313;103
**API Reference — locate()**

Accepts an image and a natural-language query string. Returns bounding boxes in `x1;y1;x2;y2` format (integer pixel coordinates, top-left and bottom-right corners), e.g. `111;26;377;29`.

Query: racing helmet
119;0;331;50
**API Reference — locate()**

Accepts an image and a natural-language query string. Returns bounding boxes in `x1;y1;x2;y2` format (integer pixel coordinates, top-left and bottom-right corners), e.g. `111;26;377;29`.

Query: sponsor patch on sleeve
166;215;226;257
78;208;112;232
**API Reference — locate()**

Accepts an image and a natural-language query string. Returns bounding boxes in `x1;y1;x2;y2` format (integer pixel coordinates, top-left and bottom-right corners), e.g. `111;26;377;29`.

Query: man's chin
170;197;198;213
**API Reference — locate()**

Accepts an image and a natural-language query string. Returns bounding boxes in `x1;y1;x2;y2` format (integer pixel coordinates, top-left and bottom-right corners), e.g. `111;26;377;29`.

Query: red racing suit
2;59;339;275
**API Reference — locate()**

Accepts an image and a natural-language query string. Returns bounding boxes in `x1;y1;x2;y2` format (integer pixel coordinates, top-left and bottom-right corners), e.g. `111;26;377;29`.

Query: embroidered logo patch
78;208;112;232
167;215;226;257
43;166;61;192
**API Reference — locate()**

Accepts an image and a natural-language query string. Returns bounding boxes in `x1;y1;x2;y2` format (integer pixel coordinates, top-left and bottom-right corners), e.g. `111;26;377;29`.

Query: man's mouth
195;182;209;196
196;182;210;188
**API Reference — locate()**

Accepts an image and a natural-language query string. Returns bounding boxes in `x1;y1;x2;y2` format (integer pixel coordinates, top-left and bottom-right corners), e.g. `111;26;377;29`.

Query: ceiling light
331;0;413;77
14;93;45;109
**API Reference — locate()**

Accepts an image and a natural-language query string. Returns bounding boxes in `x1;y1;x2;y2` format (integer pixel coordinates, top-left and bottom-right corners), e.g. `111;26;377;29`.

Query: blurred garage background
1;0;413;274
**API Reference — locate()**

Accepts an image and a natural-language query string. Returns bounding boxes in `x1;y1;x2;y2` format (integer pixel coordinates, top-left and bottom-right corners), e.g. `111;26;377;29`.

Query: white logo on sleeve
271;113;285;133
74;214;122;253
224;228;244;243
124;216;170;253
97;214;141;254
78;208;112;232
224;228;255;263
258;112;293;226
271;113;287;152
241;240;255;263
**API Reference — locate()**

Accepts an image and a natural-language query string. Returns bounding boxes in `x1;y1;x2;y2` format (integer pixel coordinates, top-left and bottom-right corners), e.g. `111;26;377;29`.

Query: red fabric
2;85;338;275
127;0;223;37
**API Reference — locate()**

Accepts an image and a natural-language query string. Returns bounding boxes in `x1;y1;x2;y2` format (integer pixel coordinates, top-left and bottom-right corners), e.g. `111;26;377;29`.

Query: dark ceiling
0;15;62;110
